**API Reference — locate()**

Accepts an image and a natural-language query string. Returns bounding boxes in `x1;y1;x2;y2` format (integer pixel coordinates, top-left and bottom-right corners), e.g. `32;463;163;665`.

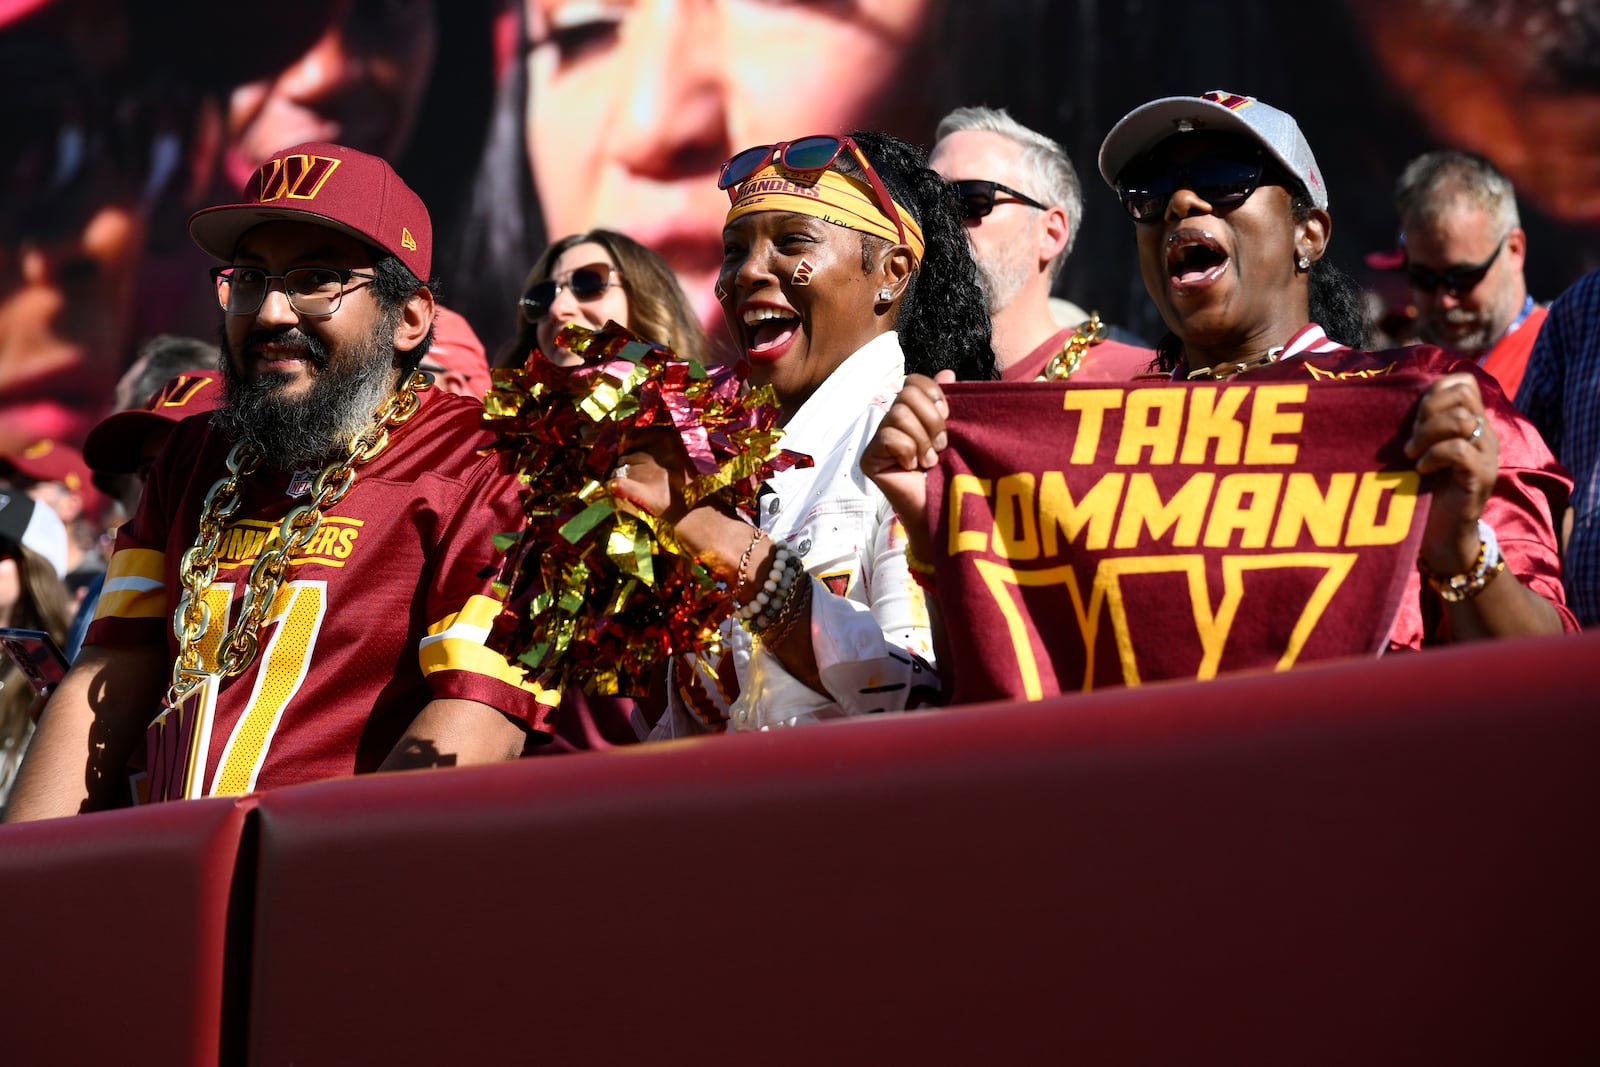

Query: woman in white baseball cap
862;91;1576;674
1094;90;1573;647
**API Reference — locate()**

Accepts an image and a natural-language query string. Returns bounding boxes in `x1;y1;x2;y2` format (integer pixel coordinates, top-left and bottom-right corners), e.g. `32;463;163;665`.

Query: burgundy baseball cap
1;438;93;495
188;141;432;281
83;370;224;476
419;306;492;399
0;437;104;524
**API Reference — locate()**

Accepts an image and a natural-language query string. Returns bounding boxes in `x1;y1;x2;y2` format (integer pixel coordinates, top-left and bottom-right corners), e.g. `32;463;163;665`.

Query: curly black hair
837;130;997;382
371;255;441;366
1290;189;1370;352
1152;170;1369;372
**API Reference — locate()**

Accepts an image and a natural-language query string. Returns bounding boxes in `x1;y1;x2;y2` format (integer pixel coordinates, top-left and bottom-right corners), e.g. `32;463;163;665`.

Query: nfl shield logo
286;468;316;498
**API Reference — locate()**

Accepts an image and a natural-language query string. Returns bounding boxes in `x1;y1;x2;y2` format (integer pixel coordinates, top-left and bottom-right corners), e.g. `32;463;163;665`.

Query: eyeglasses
210;266;376;317
947;179;1047;220
1116;154;1267;224
1404;236;1508;295
519;263;621;323
718;134;909;246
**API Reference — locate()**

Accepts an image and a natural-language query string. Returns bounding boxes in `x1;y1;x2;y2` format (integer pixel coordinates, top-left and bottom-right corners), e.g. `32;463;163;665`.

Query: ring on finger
1468;415;1484;443
612;463;630;481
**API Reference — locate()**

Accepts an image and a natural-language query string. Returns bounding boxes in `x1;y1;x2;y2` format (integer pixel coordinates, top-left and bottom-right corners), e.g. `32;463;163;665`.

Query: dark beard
214;314;402;471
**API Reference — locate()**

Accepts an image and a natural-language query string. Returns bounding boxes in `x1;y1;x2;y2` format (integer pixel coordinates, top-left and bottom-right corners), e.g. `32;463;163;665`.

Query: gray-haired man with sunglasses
930;106;1151;382
1394;151;1547;400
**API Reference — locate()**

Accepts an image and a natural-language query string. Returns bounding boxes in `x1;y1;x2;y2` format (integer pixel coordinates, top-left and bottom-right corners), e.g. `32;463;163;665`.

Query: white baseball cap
0;490;68;579
1099;90;1328;210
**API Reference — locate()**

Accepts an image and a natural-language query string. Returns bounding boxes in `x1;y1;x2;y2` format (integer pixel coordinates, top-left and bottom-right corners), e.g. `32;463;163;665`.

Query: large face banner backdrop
3;0;1596;451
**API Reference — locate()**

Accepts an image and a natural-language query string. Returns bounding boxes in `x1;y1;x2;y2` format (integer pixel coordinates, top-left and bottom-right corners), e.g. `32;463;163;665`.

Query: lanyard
1503;294;1537;337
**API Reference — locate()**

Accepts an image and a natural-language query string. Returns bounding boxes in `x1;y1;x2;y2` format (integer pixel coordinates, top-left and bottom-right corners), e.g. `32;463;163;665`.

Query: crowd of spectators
1;0;1595;816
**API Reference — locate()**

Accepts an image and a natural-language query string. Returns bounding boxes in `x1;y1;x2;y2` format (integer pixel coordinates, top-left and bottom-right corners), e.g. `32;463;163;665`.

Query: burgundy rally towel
927;376;1432;704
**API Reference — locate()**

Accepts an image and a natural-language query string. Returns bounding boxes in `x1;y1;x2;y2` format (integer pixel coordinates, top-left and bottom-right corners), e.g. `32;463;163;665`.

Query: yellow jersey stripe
422;595;558;703
94;548;168;620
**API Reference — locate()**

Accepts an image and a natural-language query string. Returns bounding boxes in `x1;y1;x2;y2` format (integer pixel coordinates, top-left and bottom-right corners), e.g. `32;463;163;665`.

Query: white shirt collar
780;331;905;449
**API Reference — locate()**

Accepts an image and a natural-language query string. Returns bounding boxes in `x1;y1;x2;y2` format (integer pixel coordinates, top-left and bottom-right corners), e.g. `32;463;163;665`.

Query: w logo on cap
153;375;215;412
1201;90;1255;112
256;154;343;203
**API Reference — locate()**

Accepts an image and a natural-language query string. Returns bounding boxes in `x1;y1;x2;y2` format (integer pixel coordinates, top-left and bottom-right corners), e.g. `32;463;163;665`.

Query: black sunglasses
1116;154;1266;224
947;179;1048;220
1404;236;1507;295
520;263;620;323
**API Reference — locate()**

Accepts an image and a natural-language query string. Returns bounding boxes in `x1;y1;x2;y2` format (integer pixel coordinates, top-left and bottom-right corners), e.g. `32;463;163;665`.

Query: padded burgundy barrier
248;634;1600;1066
0;797;253;1067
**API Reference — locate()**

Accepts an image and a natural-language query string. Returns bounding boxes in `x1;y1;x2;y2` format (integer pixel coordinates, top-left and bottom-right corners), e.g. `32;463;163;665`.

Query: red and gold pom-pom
482;323;808;695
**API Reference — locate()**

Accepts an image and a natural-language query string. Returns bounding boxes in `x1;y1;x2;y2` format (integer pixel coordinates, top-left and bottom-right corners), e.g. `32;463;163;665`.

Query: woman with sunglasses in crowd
864;92;1573;675
0;496;71;812
499;228;709;369
611;130;993;734
499;229;708;748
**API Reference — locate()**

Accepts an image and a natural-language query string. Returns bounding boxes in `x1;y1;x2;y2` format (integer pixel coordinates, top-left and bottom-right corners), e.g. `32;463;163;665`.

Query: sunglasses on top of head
1403;235;1508;296
717;133;909;246
520;263;620;323
1116;153;1268;224
946;179;1048;220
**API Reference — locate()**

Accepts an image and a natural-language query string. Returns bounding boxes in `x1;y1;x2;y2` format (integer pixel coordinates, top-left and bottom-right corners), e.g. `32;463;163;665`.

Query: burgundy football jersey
90;388;555;797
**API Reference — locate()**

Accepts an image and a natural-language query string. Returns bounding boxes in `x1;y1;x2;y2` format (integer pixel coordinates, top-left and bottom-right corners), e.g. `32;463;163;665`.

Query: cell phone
0;627;70;696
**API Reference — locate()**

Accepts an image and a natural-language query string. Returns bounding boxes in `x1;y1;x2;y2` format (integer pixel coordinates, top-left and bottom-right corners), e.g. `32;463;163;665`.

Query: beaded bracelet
902;540;937;592
760;572;813;646
1418;519;1506;602
737;541;803;633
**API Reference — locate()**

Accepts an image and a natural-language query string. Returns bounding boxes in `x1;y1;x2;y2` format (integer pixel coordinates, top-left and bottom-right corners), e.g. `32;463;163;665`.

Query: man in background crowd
929;106;1151;382
0;439;103;593
73;364;224;659
1395;151;1545;399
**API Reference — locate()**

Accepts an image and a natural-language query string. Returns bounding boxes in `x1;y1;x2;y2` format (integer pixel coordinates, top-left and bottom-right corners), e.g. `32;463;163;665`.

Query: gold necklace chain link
166;370;430;706
1186;345;1288;381
1041;313;1108;381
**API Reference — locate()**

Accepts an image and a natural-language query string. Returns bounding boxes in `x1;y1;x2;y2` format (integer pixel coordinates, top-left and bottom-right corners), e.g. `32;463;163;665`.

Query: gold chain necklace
1041;313;1107;381
166;370;430;707
1186;345;1287;381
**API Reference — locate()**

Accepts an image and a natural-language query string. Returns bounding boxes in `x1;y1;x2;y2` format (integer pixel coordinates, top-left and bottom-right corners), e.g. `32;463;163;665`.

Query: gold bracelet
734;526;766;605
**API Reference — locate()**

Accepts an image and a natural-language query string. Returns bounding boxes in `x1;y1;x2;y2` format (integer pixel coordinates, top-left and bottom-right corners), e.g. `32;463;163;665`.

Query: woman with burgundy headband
499;229;709;370
612;130;992;734
865;92;1573;676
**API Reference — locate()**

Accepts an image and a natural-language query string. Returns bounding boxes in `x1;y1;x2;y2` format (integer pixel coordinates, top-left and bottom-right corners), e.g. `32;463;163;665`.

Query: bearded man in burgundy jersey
6;142;556;819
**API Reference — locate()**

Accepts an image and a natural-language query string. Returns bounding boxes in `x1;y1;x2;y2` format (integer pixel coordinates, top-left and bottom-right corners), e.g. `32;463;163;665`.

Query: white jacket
651;332;936;736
